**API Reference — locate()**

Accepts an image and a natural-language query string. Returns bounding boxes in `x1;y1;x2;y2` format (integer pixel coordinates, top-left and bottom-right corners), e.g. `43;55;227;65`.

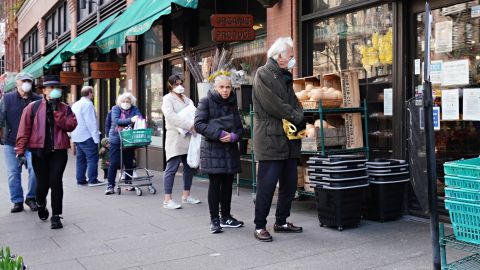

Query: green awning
47;13;119;68
96;0;198;54
4;76;16;92
25;42;70;79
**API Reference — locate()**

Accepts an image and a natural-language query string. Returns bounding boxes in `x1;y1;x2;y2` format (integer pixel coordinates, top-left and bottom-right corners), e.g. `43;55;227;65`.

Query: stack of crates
444;157;480;244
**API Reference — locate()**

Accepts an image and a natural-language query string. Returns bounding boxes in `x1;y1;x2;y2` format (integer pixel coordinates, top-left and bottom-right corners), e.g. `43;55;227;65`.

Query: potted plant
0;247;26;270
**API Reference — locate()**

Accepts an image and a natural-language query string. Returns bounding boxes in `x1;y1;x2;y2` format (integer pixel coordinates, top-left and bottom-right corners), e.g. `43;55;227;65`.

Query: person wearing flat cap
0;72;41;214
16;74;77;229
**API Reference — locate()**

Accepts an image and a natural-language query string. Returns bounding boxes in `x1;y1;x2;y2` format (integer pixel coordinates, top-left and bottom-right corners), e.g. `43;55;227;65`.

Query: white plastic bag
134;118;147;129
176;103;196;136
187;134;202;168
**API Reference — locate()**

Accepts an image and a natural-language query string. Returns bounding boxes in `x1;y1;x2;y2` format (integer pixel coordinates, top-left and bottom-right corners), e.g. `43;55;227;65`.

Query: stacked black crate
306;155;368;231
365;159;410;222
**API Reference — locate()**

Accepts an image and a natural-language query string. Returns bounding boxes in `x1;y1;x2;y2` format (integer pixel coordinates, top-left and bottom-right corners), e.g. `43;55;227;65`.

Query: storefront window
231;37;267;85
309;0;366;13
143;62;164;147
311;3;394;158
415;2;480;200
141;24;163;60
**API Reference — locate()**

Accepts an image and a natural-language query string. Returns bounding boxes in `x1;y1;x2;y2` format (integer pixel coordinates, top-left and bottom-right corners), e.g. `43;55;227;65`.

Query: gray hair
267;37;294;60
213;75;232;87
116;92;137;106
80;86;94;97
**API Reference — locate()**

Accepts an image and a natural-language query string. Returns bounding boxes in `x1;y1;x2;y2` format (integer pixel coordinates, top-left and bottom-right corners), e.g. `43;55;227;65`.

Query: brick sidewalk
0;146;459;269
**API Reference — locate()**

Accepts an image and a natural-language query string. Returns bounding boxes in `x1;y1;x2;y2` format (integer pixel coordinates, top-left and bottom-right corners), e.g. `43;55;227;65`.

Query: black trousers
32;150;68;216
254;159;297;230
208;174;234;220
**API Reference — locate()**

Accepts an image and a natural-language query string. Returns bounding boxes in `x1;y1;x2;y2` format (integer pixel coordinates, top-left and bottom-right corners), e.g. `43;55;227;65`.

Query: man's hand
294;118;307;135
16;154;27;169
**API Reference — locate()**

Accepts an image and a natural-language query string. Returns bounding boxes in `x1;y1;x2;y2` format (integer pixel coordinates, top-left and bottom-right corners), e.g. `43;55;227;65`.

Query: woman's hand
220;132;231;143
131;115;139;123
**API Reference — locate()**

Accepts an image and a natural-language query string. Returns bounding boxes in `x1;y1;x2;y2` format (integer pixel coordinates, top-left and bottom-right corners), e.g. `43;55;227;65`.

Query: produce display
295;86;342;102
359;27;393;70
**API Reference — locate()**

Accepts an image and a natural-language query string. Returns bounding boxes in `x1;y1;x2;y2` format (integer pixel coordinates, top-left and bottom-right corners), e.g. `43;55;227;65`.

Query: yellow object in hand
282;119;306;140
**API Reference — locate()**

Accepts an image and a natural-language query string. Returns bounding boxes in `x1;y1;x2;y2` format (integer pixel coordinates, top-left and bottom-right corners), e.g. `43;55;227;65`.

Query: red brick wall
266;0;299;77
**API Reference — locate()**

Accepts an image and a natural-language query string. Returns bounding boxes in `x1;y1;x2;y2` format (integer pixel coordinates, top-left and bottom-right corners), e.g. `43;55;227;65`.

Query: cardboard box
320;126;347;147
297;166;305;188
293;75;321;92
304;167;315;193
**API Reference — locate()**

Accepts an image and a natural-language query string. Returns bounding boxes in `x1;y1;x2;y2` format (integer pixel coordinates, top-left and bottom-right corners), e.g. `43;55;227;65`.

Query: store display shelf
301;147;368;156
444;254;480;270
298;189;316;197
443;234;480;254
359;81;392;86
303;107;365;114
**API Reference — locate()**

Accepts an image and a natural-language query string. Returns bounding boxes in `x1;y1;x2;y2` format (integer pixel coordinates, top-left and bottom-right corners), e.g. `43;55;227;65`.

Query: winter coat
108;105;142;145
16;98;78;155
194;88;243;174
0;90;41;145
99;137;110;169
252;58;304;161
162;93;194;161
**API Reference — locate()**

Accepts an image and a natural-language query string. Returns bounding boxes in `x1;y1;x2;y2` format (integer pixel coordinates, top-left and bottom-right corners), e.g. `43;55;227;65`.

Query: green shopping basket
444;157;480;178
120;128;153;148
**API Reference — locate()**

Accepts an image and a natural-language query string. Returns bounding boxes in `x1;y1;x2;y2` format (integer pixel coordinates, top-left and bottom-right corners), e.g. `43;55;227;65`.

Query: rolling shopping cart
117;128;156;196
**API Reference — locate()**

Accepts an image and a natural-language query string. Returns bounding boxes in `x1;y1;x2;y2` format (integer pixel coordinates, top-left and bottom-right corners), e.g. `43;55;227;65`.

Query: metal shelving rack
439;223;480;269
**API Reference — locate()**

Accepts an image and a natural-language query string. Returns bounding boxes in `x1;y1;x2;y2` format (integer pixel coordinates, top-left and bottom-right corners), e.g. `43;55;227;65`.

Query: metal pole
423;2;440;269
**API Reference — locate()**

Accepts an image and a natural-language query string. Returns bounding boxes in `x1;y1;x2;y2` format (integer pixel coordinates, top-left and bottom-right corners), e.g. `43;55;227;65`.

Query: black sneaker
51;215;63;229
210;218;223;234
25;198;38;211
221;216;244;228
37;204;49;221
88;180;107;187
105;185;115;195
10;203;24;213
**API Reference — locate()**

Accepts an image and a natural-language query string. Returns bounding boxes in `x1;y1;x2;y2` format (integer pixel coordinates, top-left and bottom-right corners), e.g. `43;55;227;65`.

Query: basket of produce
296;85;343;109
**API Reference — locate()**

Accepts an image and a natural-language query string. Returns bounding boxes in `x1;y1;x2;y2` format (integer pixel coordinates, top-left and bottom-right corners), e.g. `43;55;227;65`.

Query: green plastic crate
120;128;153;147
445;175;480;191
445;199;480;245
445;187;480;203
444;158;480;178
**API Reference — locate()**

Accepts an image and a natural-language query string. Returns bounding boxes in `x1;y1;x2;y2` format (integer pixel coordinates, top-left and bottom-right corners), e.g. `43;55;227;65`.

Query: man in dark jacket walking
0;72;41;213
252;37;306;242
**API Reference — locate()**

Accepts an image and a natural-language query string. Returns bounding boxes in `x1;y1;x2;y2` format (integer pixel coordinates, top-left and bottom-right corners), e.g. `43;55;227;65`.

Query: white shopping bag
176;103;196;136
187;134;202;168
134;118;147;129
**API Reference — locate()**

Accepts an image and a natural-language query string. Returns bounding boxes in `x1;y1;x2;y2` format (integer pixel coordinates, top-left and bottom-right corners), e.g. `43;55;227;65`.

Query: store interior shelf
304;107;365;114
444;254;480;270
442;234;480;254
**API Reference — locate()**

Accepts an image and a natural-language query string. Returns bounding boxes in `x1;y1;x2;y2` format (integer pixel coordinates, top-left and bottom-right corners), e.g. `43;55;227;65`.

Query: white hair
116;92;137;106
213;75;232;87
267;37;294;60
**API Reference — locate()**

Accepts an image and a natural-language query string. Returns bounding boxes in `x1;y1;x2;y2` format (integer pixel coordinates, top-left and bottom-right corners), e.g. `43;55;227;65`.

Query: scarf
115;108;132;132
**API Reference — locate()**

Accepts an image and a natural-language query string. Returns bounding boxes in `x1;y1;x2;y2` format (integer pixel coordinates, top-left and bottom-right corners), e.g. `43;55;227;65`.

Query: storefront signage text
211;14;256;42
90;62;121;71
211;14;254;28
60;71;84;85
212;28;255;42
90;62;121;79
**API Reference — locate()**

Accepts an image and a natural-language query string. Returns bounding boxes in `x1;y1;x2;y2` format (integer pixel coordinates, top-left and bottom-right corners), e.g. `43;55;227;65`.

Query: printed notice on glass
472;5;480;18
441;89;459;120
430;60;443;85
463;88;480;120
383;88;393;116
415;59;421;75
442;59;469;86
435;21;453;54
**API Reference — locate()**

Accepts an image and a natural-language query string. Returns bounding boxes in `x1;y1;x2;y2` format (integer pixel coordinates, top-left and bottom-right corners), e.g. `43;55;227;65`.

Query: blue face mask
49;88;62;99
287;57;296;69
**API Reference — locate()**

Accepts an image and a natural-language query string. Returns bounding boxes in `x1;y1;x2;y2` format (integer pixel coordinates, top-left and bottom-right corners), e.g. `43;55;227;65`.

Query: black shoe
51;215;63;229
210;218;223;234
10;203;24;213
254;229;273;242
25;198;38;211
273;222;303;233
221;216;244;228
77;181;88;186
37;204;49;221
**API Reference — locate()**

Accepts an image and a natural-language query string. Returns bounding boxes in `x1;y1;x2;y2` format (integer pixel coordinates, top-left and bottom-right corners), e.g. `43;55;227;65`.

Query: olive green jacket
252;58;304;161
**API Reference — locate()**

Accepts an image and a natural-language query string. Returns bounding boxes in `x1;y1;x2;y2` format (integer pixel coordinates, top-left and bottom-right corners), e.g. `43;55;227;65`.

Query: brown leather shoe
273;222;303;233
254;229;273;242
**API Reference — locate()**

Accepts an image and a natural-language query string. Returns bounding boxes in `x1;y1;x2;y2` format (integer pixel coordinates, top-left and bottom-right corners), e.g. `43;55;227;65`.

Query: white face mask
120;102;131;110
287;57;296;69
21;82;32;92
173;85;185;94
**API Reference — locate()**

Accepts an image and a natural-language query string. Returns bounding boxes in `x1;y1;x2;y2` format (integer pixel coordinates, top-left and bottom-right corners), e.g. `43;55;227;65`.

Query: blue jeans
163;155;194;195
75;138;99;184
3;144;36;203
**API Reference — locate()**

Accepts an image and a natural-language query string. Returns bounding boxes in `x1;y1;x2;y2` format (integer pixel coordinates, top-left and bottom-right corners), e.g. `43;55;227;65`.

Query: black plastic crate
368;171;410;182
310;179;369;188
364;180;409;222
315;185;367;231
366;159;407;166
307;167;368;179
307;155;367;166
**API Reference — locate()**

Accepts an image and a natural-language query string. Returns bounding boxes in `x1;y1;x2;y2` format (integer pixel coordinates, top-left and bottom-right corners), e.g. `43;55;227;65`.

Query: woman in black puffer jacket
194;75;244;234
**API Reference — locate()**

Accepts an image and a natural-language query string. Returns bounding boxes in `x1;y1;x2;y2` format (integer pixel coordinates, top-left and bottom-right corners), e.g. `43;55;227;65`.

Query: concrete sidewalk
0;146;463;269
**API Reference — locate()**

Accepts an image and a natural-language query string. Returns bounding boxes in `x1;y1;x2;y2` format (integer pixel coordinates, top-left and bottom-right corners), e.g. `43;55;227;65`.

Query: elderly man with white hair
252;37;306;242
71;86;105;187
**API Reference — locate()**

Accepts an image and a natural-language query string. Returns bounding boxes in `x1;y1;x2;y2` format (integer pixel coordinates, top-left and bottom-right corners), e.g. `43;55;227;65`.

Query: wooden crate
304;167;315;193
339;70;363;149
293;75;321;92
301;136;317;151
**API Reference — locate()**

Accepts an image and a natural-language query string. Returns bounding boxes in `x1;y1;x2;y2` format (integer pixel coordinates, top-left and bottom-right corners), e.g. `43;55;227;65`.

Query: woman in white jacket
161;75;201;209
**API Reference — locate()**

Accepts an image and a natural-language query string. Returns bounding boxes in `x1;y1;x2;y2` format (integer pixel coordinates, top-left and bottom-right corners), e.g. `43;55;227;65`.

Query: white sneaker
163;200;182;209
182;196;201;204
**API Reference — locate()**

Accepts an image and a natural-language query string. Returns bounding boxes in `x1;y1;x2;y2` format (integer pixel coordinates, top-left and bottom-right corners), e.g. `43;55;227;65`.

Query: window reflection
144;62;164;147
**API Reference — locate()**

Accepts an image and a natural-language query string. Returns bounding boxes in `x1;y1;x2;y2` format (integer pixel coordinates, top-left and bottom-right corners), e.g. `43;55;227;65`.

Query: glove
17;154;27;169
294;118;307;135
230;133;238;142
